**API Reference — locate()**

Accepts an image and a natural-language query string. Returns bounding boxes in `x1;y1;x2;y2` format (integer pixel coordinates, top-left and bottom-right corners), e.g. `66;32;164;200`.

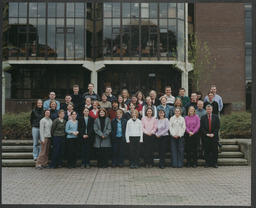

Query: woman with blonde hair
185;106;200;167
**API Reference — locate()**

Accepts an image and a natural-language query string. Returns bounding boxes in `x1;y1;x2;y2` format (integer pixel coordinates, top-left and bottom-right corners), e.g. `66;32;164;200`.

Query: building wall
195;3;246;112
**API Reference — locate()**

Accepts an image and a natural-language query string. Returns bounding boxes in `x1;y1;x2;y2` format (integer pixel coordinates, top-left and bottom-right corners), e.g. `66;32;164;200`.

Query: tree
188;33;216;92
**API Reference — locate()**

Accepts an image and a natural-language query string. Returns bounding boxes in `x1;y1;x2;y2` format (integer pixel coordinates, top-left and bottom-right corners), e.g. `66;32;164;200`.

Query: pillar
90;70;98;93
2;71;5;115
181;71;189;96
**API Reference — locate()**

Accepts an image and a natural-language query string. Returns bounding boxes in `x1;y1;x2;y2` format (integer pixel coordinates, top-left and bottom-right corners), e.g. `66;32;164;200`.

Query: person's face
191;93;197;102
188;107;195;116
159;111;165;118
93;102;98;109
83;109;90;116
175;109;181;117
129;103;135;110
49;92;56;100
88;84;94;92
175;99;181;106
131;97;137;104
37;100;43;108
122;91;128;98
179;89;185;97
112;102;118;108
102;95;107;101
165;88;171;96
71;112;77;120
99;110;105;117
206;107;213;114
146;97;151;105
161;97;167;105
59;112;65;119
197;101;204;109
106;87;112;94
132;112;137;119
45;110;50;117
211;87;217;94
208;93;214;101
50;102;56;109
86;98;91;105
65;96;71;103
116;111;122;119
118;96;123;103
146;109;153;117
73;87;79;94
67;104;73;111
137;93;142;100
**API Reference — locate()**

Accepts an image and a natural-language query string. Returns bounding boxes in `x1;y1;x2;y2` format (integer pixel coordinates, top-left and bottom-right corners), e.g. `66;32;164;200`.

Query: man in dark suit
200;104;220;168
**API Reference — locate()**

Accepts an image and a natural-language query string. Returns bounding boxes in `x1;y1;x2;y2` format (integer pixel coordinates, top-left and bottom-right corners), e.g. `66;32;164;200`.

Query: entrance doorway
98;64;181;96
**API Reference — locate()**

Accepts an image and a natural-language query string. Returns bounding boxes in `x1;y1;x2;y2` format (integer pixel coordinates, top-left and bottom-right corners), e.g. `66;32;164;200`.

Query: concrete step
2;152;33;159
2;158;248;167
219;139;237;145
218;151;244;158
2;146;33;152
2;140;33;146
220;145;239;152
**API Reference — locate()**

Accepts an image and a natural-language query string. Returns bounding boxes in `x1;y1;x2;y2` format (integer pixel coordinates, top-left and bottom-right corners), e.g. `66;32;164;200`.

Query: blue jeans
32;127;41;159
170;136;184;168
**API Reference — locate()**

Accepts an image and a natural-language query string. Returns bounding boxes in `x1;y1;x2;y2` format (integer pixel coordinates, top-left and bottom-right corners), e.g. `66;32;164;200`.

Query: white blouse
169;115;186;137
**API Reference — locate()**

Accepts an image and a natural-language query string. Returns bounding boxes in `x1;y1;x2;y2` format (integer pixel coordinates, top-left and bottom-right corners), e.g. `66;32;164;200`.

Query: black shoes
213;164;218;168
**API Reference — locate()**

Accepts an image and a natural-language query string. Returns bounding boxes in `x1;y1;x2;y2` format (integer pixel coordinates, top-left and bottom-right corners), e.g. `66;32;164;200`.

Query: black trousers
129;137;140;166
81;139;92;165
50;136;65;168
143;134;155;165
204;137;218;166
96;147;110;167
157;135;169;166
112;137;125;165
185;133;199;165
67;138;77;167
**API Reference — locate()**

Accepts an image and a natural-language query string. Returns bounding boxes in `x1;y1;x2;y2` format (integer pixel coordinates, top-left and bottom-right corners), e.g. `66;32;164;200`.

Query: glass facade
3;1;185;61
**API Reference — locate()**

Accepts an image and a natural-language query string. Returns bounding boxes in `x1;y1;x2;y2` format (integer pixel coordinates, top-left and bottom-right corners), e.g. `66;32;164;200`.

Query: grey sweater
39;117;52;142
51;118;66;137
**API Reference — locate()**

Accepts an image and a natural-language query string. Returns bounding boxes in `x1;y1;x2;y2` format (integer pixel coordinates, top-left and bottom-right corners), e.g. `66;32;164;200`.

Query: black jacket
78;116;95;144
200;114;220;141
111;118;127;141
50;109;59;121
30;107;44;128
71;93;83;113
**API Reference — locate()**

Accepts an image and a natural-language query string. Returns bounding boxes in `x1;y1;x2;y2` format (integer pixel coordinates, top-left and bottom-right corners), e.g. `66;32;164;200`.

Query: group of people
30;83;222;169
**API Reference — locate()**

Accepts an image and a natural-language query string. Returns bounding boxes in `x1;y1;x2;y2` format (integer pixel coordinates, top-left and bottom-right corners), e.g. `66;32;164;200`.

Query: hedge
2;111;252;140
220;112;251;138
2;112;32;139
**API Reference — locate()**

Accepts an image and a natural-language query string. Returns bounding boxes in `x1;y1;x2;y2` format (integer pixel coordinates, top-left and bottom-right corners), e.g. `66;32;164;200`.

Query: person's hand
206;133;210;137
156;136;160;139
102;135;105;139
127;141;130;143
140;141;143;143
83;135;88;139
210;134;214;138
174;136;179;139
189;132;193;136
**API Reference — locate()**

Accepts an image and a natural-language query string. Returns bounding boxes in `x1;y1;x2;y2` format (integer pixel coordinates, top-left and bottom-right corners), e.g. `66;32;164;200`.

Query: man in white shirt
163;86;175;106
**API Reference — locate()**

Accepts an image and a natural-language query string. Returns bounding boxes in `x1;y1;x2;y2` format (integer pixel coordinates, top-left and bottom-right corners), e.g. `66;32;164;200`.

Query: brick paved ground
2;166;250;206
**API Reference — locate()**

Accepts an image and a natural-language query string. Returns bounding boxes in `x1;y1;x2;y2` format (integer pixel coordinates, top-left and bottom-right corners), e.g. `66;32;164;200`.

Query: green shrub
2;112;32;139
220;112;251;138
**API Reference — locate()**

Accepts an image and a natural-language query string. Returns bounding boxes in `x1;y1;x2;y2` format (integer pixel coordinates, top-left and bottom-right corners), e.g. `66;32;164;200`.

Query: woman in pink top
185;106;200;168
141;107;157;168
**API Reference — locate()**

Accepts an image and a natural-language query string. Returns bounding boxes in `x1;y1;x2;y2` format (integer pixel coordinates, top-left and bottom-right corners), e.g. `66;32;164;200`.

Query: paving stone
2;166;250;206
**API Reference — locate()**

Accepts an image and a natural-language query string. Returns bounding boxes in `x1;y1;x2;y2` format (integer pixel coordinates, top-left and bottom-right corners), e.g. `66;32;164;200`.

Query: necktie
208;114;211;133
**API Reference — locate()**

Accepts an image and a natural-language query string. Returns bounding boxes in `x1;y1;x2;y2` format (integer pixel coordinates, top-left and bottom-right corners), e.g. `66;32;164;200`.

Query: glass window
131;3;139;18
75;18;84;59
104;3;112;18
177;20;184;61
48;3;56;18
75;3;84;17
9;3;18;17
122;3;130;18
159;3;168;18
141;3;149;18
57;3;64;18
38;18;46;57
149;3;158;19
168;3;176;18
113;3;120;18
177;3;184;19
29;3;37;17
9;18;18;24
47;18;56;58
168;19;177;58
67;3;75;17
19;3;27;17
38;3;46;17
